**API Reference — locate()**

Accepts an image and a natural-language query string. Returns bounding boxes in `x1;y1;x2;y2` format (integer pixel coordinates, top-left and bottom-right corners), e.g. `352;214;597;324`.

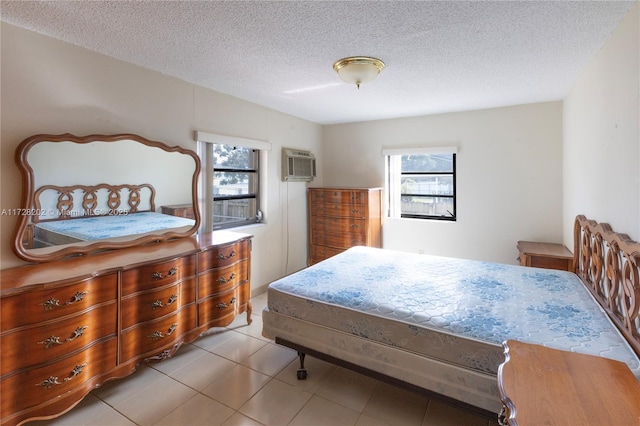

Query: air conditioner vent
282;148;316;182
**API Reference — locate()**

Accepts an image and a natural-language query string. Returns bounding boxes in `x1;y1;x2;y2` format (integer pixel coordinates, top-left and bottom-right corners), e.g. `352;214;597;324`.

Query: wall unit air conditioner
281;148;316;182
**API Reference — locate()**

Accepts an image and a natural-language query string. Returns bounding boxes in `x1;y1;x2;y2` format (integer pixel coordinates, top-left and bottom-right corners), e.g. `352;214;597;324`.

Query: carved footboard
574;215;640;357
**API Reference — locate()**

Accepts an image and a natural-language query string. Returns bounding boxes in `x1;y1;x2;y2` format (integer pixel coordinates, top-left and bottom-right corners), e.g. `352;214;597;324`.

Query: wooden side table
161;203;196;219
517;241;574;271
497;340;640;425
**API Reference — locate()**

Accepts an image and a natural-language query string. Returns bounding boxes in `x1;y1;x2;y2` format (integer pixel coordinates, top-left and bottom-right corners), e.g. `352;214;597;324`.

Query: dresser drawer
311;231;367;248
198;287;247;327
1;273;117;331
121;255;196;295
309;190;367;205
309;245;345;264
311;217;366;233
198;261;248;299
0;338;117;416
1;303;117;376
198;240;250;272
120;304;196;362
311;203;367;219
121;279;195;329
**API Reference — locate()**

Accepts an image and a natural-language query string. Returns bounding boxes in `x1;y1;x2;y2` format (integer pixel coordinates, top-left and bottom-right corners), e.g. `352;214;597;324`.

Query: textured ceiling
1;1;635;124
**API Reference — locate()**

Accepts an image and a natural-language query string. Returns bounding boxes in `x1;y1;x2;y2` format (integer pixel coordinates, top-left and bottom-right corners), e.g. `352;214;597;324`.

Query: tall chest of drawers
0;231;251;426
308;187;382;265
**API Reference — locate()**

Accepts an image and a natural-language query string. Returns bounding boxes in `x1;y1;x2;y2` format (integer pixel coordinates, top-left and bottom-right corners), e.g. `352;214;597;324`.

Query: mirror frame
13;133;201;263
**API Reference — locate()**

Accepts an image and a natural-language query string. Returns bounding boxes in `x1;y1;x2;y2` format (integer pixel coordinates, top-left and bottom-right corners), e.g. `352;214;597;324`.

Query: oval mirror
13;134;201;263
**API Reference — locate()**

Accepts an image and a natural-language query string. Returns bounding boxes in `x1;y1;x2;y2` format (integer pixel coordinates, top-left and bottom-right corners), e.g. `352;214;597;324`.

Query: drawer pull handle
217;273;236;284
38;335;63;348
40;291;89;310
218;250;236;260
148;323;178;340
498;406;507;425
152;267;178;281
150;294;178;309
66;326;88;342
216;297;236;310
66;291;88;305
350;224;362;228
37;363;87;388
40;298;61;310
66;363;87;382
38;326;88;349
351;209;362;214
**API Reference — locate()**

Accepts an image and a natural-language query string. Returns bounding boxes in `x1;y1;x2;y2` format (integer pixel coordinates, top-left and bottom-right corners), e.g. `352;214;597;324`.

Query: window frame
196;132;271;232
212;145;260;230
384;147;457;222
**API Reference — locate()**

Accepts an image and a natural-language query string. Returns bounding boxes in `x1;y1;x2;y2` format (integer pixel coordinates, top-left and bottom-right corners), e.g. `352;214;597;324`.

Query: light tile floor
31;293;496;426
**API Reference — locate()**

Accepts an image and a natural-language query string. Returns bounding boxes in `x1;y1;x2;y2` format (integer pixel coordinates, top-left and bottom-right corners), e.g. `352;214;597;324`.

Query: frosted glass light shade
333;57;385;88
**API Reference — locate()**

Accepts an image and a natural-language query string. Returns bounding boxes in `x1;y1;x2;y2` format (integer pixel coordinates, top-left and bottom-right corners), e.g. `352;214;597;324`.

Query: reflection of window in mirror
197;132;270;231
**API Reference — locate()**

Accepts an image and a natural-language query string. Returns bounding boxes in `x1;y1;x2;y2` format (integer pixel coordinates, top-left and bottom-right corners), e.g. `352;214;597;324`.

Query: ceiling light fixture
333;56;385;89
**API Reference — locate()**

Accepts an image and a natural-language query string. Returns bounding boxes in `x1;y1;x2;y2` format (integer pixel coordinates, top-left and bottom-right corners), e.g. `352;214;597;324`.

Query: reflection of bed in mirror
27;182;195;248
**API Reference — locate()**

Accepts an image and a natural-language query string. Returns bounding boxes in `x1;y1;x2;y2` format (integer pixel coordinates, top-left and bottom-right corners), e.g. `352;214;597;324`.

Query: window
196;131;271;231
385;148;457;221
212;144;260;229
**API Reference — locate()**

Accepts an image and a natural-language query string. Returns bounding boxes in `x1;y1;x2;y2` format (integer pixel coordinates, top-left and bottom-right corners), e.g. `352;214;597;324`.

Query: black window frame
392;153;457;221
212;144;261;230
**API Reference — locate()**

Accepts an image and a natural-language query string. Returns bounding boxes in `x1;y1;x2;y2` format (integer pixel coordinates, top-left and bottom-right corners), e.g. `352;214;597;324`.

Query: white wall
563;2;639;246
0;23;323;292
323;102;563;264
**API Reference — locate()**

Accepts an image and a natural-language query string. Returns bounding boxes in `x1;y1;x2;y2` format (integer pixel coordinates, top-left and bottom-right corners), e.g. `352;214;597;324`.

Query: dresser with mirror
0;134;252;426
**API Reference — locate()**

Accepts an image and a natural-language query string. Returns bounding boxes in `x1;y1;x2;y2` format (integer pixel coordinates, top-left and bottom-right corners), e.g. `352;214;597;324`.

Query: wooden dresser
0;231;251;426
308;187;382;265
498;340;640;425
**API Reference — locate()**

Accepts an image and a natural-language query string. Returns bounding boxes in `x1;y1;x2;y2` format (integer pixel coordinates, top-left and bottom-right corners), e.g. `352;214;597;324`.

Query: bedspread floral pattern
268;246;640;377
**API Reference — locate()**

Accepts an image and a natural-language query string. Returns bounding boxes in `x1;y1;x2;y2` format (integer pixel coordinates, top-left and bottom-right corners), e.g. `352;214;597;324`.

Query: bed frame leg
296;352;307;380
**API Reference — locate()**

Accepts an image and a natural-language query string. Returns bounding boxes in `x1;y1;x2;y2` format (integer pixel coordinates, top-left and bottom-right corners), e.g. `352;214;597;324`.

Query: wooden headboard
33;183;156;222
574;215;640;358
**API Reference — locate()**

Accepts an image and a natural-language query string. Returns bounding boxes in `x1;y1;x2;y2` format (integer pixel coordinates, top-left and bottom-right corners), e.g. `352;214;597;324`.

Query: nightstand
517;241;573;271
161;204;195;219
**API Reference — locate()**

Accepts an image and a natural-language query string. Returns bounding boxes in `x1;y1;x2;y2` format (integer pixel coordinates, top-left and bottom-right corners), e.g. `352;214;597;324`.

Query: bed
28;183;195;248
261;215;640;416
